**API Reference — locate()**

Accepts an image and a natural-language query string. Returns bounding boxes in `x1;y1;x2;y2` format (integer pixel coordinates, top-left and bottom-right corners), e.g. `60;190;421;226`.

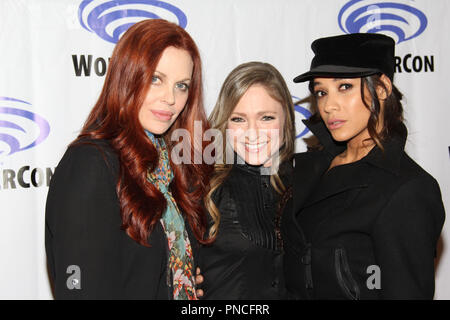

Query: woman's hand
195;267;204;298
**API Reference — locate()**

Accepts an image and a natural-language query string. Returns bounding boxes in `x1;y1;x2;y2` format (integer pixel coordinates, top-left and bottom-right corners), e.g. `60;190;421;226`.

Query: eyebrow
154;70;191;82
231;111;277;117
313;78;346;87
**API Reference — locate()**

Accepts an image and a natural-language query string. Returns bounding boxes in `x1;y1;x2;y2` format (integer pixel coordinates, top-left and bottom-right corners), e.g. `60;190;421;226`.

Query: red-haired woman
45;19;212;299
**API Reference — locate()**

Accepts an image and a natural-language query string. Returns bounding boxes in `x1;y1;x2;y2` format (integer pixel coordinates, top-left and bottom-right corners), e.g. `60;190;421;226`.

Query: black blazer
282;120;445;300
45;139;198;299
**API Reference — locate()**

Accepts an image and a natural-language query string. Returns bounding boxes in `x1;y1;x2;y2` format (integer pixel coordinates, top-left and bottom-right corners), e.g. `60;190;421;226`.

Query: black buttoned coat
45;139;199;299
282;120;445;299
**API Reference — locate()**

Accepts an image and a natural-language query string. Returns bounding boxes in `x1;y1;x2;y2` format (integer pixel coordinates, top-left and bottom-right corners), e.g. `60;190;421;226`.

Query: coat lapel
293;151;330;215
293;119;346;215
301;164;370;209
294;120;407;211
289;117;409;246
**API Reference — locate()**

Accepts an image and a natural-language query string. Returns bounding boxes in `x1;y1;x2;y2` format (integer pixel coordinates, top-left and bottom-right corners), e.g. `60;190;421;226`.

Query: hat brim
293;65;381;83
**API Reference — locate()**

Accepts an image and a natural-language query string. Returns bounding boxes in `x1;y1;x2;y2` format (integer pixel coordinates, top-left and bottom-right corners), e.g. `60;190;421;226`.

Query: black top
45;139;199;299
282;120;445;299
199;160;292;300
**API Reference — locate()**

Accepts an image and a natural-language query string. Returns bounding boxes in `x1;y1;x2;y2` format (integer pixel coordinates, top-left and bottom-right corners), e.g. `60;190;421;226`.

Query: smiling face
312;77;374;146
226;85;285;167
138;46;194;135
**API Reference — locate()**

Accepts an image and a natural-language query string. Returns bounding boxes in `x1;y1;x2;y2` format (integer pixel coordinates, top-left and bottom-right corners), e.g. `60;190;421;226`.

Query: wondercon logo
338;0;428;43
78;0;188;44
0;97;50;156
292;96;311;139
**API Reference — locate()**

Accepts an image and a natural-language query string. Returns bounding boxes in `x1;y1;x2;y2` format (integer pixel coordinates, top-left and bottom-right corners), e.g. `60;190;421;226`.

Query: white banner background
0;0;448;299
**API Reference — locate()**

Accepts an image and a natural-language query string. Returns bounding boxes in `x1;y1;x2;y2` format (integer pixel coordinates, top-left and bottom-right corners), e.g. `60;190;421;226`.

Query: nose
322;93;339;114
161;85;175;106
246;119;259;142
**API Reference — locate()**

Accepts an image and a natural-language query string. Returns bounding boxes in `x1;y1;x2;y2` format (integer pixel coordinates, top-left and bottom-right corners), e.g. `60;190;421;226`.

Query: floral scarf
145;131;197;300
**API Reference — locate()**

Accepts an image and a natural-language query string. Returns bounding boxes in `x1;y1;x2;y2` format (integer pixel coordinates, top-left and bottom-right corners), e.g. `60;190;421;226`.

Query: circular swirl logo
78;0;188;44
292;96;312;139
338;0;427;43
0;97;50;156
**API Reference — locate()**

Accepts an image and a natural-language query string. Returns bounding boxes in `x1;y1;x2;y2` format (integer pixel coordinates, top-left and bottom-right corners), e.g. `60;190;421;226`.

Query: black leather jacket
199;159;292;300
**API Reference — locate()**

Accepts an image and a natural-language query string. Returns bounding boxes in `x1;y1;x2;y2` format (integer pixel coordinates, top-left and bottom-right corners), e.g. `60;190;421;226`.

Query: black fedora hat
293;33;395;83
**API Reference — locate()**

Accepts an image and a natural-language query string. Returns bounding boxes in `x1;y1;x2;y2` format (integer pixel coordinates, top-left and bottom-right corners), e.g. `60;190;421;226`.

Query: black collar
232;152;293;181
233;152;271;176
302;118;408;176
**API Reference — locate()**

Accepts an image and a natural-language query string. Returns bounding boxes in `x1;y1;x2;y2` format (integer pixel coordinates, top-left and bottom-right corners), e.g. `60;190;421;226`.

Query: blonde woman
199;62;295;299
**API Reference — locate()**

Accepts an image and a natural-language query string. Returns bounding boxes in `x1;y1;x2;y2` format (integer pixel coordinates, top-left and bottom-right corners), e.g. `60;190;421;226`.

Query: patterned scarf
145;130;197;300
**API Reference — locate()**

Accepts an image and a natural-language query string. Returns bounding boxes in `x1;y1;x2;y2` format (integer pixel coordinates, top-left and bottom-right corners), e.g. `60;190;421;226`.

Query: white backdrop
0;0;448;299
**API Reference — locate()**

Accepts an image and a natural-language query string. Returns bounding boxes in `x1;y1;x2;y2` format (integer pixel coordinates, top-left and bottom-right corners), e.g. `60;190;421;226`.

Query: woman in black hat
282;33;445;299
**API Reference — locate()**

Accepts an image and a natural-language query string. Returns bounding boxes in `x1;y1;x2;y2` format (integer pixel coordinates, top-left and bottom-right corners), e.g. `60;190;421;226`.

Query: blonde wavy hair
205;61;295;239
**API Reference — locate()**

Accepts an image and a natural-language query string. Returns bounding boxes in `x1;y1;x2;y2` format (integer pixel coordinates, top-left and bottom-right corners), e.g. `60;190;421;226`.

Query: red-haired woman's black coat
45;139;198;299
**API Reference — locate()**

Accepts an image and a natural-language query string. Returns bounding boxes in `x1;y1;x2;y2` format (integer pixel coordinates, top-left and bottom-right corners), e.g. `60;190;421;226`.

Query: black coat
282;120;445;300
45;139;199;299
199;160;292;299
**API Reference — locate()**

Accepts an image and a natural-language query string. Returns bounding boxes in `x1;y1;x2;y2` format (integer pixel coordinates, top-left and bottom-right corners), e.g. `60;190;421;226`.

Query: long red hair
72;19;213;246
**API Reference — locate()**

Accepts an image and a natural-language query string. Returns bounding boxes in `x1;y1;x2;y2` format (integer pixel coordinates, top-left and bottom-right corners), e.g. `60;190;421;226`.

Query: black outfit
282;120;445;300
199;160;292;299
45;139;198;299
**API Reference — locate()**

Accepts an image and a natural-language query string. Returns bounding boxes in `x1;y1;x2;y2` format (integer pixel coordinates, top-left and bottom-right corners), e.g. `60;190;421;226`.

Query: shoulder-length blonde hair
205;61;295;238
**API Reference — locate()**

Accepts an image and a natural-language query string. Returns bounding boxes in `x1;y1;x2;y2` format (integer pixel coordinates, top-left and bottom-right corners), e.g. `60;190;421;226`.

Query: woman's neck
329;130;375;169
343;140;374;162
